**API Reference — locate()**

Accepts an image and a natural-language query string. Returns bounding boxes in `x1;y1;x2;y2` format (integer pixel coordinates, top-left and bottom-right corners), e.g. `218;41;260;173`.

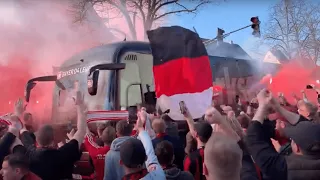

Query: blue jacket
139;131;165;180
104;136;133;180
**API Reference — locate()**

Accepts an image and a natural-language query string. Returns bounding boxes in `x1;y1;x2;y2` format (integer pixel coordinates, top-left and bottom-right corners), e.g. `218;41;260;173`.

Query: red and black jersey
184;147;205;180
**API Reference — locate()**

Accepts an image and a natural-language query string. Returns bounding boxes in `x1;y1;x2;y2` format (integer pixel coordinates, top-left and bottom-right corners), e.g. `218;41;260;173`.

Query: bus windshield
54;69;113;115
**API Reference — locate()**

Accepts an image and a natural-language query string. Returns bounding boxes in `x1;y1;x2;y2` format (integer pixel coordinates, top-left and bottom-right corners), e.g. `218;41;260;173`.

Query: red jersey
84;133;110;180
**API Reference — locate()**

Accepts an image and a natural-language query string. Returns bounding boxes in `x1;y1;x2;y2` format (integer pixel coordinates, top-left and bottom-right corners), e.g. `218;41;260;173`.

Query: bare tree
71;0;218;40
264;0;320;67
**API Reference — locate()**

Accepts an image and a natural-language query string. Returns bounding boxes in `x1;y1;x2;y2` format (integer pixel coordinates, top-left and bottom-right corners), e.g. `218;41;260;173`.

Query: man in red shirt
84;126;116;180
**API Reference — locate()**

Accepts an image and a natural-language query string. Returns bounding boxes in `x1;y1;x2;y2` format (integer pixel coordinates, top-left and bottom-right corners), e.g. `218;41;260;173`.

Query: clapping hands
257;89;273;107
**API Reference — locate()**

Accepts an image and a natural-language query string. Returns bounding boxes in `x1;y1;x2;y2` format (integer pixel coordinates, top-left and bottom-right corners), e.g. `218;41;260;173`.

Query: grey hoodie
164;167;194;180
104;136;133;180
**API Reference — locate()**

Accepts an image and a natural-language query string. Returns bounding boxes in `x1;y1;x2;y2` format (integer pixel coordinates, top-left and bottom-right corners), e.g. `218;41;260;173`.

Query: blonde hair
204;133;242;180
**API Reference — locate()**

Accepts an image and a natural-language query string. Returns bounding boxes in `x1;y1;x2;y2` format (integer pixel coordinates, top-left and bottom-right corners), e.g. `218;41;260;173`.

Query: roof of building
205;41;252;60
264;49;289;64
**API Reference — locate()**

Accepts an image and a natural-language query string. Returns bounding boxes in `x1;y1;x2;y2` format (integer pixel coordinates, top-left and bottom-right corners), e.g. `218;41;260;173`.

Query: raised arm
70;91;87;149
136;110;165;179
272;97;300;125
246;89;287;179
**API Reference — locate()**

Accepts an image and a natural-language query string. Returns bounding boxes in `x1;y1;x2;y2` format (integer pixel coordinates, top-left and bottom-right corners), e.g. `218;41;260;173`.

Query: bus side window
120;62;142;108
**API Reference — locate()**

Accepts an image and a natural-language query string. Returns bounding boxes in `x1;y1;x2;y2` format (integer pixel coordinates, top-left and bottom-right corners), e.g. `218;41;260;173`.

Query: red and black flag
147;26;213;120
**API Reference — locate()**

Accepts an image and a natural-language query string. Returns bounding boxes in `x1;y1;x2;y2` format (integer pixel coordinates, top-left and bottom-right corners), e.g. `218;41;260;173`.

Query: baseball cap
120;138;146;168
284;121;320;154
194;122;213;143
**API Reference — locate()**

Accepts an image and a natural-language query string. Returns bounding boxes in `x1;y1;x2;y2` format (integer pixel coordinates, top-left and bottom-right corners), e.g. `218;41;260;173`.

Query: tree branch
131;0;146;23
154;0;178;14
154;1;208;20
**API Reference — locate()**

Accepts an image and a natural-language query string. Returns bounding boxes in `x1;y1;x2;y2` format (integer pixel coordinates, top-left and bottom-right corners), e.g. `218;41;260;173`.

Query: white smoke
0;0;116;75
0;0;117;119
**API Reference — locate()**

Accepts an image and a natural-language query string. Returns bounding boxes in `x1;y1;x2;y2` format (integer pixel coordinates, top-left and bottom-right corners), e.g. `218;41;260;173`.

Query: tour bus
25;40;261;125
25;41;156;124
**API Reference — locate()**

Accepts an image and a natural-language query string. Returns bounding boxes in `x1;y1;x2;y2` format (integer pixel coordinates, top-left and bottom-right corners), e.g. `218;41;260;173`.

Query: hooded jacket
104;136;133;180
164;166;194;180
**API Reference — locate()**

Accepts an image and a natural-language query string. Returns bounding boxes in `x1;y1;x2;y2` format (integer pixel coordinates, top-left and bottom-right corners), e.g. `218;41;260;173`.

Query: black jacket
238;140;260;180
286;154;320;180
0;132;16;167
152;135;185;170
20;131;82;180
245;120;287;180
164;166;194;180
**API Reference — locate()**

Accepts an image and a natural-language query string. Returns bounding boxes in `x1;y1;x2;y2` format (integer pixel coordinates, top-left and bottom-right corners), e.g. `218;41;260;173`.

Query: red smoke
0;56;33;114
268;61;317;104
0;1;115;123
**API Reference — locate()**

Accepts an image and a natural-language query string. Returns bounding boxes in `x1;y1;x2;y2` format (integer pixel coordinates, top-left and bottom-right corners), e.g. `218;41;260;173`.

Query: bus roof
60;41;151;69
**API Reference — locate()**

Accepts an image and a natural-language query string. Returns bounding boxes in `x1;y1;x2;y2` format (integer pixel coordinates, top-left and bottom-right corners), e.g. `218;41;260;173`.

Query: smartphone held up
179;101;187;115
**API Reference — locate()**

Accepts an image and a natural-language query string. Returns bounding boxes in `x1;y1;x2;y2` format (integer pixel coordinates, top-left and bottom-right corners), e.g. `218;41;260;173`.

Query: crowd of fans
1;85;320;180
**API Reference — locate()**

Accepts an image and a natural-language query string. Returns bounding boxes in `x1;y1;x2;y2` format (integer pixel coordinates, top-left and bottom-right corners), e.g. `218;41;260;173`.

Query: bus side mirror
24;75;64;103
25;82;37;102
87;63;126;96
88;71;100;96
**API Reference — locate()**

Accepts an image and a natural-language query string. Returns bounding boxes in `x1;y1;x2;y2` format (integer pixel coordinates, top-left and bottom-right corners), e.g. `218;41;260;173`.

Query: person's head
275;119;286;130
204;133;242;180
194;122;213;146
236;114;250;129
36;124;54;147
87;123;97;135
297;100;318;119
212;99;218;106
1;154;30;180
155;140;174;167
284;121;320;156
269;112;289;130
23;113;33;125
161;114;173;122
116;120;133;137
97;122;109;137
101;126;116;146
152;118;166;134
120;138;146;173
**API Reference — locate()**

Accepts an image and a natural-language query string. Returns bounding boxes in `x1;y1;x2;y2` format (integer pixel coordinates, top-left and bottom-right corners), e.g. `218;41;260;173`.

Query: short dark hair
101;126;116;145
116;120;133;136
36;125;54;146
194;122;213;143
4;154;29;170
120;138;146;168
155;140;174;166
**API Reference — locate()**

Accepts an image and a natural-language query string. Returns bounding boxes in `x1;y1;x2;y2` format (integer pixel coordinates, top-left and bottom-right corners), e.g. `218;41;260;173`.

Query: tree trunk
117;1;137;40
143;19;153;40
122;11;137;40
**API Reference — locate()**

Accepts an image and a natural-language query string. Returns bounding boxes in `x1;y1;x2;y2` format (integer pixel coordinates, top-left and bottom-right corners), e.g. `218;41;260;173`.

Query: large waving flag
147;26;213;120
